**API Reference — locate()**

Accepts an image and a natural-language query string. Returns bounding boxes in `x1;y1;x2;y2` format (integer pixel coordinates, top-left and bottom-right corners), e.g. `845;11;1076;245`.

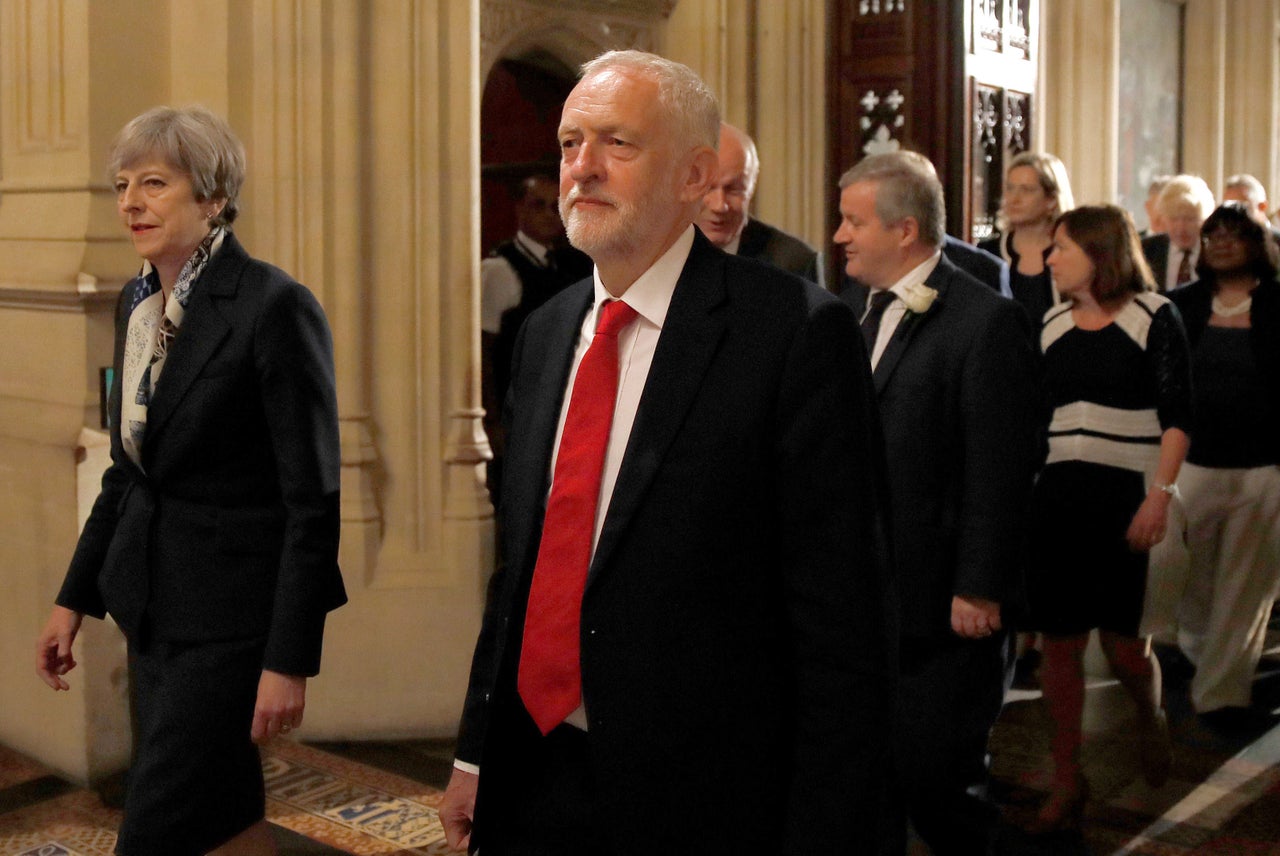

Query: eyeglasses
1202;231;1245;245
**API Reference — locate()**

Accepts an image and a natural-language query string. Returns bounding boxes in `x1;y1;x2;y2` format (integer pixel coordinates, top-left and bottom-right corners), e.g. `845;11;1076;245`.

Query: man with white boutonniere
836;151;1040;855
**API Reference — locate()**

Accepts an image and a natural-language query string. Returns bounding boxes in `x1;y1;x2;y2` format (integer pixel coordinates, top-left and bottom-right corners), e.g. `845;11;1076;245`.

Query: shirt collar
515;230;552;265
589;224;695;331
886;250;943;300
722;214;750;256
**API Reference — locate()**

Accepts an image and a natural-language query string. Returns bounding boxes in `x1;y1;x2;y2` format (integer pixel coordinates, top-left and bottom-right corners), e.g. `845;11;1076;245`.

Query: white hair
579;50;720;151
1224;173;1267;205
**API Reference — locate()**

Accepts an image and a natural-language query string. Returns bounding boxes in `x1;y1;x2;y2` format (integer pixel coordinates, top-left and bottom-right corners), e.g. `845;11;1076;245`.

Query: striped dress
1027;292;1192;636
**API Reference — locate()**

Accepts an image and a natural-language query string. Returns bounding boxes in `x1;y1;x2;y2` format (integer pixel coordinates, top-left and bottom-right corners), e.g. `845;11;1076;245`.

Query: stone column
663;0;828;253
1040;0;1120;206
0;0;167;784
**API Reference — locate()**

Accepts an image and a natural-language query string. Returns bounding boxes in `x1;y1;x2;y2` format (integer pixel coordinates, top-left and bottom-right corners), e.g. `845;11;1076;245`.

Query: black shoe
1012;649;1042;690
1197;706;1268;737
1154;643;1195;684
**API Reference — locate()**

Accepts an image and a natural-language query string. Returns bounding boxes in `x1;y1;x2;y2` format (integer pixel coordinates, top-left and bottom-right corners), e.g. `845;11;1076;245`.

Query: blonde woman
980;152;1076;323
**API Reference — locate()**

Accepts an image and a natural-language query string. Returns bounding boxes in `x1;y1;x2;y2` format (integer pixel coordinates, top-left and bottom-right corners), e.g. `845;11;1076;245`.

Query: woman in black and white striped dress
1025;205;1192;834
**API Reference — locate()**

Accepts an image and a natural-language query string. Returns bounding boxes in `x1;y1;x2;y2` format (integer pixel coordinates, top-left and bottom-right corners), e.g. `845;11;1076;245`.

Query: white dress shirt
480;231;554;334
552;228;693;728
722;216;748;256
863;250;942;370
456;225;694;776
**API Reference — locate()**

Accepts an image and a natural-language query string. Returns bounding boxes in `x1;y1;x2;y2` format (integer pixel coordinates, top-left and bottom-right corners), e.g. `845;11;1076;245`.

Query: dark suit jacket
943;235;1010;297
1170;277;1280;456
841;255;1038;638
735;217;824;287
458;232;894;854
56;233;346;676
1141;232;1176;291
844;237;1011;305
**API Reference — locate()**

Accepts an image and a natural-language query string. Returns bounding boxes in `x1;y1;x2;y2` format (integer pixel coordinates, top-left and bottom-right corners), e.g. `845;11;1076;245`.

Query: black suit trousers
886;632;1013;856
474;706;611;856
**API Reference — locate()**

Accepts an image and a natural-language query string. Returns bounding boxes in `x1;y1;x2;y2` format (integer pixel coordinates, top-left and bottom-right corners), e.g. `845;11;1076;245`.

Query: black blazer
1141;232;1174;291
735;217;824;287
459;232;895;854
842;255;1039;637
56;233;346;676
1170;276;1280;405
943;235;1010;296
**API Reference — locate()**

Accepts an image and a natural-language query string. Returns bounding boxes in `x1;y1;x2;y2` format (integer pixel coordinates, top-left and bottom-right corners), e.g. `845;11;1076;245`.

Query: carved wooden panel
1005;89;1031;154
974;0;1002;53
828;0;1038;251
1006;0;1032;60
963;0;1039;242
857;83;911;157
971;83;1002;241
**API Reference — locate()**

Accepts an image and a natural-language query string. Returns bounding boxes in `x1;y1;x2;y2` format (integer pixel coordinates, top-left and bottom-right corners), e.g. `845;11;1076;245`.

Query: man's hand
251;670;306;744
951;595;1001;639
36;606;83;690
441;767;479;851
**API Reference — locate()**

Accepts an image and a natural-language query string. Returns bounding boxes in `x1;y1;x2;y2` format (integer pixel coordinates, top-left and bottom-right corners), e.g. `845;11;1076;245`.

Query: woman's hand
251;670;307;744
36;606;83;690
1126;488;1172;552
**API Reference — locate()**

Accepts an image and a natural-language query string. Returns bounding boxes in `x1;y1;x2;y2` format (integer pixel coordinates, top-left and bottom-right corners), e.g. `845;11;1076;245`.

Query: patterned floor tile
0;747;50;792
0;790;121;855
264;740;446;855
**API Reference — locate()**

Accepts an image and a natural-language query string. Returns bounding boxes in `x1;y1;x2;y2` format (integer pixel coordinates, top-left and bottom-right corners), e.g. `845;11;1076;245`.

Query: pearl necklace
1212;293;1252;318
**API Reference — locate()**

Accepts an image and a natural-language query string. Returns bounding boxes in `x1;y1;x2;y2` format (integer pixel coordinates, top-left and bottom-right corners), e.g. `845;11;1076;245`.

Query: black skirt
1026;461;1149;637
115;636;267;856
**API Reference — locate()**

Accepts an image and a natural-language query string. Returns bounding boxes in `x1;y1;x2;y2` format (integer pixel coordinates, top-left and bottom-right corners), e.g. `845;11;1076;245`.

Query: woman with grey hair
35;106;346;855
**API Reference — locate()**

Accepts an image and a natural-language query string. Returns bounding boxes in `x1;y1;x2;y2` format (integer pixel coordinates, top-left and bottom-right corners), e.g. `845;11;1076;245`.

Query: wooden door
827;1;1040;254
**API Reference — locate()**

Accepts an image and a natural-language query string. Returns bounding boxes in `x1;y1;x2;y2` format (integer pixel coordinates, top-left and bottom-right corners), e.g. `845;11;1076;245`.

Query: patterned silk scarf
119;227;226;468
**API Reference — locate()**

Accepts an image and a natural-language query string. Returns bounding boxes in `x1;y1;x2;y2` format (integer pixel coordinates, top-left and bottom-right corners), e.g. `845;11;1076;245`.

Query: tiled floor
0;739;454;856
984;636;1280;855
2;635;1278;855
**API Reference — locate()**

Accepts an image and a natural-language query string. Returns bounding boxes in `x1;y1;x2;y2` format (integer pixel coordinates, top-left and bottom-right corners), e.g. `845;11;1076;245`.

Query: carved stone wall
1043;0;1279;219
0;0;493;781
664;0;828;255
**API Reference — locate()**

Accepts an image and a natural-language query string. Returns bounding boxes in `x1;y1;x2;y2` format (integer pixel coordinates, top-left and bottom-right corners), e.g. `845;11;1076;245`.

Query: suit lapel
735;218;766;259
587;235;728;585
142;234;248;446
505;283;594;577
872;258;953;395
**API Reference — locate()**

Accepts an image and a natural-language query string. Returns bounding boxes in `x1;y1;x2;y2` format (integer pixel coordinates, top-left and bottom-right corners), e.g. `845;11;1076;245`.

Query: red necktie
518;299;638;734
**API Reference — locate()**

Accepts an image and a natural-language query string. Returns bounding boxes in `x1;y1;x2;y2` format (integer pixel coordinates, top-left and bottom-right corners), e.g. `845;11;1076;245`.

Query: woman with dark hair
1170;202;1280;727
979;152;1076;324
1026;205;1191;833
34;106;346;855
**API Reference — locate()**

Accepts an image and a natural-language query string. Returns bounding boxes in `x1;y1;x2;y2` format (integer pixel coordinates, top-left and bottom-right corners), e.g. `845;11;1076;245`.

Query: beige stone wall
1042;0;1280;207
663;0;828;252
0;0;495;782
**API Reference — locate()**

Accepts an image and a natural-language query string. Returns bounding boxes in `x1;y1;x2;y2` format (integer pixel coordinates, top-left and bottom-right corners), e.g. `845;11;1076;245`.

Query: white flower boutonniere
900;282;939;315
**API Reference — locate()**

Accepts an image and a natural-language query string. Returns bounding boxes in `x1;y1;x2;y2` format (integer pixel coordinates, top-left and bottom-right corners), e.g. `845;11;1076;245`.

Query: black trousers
473;705;611;856
885;632;1013;856
116;636;266;856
